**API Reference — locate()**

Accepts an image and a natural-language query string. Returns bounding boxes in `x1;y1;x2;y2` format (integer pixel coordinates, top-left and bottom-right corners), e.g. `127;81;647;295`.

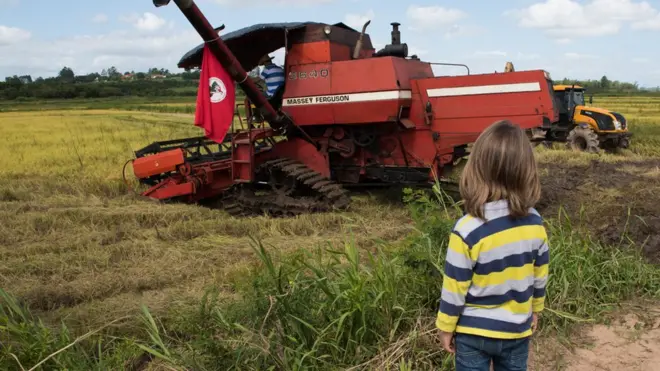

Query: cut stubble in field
0;108;414;330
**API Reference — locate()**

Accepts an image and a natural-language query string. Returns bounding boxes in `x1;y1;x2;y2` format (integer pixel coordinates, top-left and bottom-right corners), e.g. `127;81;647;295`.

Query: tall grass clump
138;232;454;370
0;289;139;370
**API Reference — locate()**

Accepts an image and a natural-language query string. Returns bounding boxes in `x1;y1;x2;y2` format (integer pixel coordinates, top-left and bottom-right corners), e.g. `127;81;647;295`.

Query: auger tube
153;0;282;129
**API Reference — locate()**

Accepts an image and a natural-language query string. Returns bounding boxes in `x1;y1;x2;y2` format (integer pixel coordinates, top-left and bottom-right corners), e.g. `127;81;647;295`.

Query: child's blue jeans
454;333;530;371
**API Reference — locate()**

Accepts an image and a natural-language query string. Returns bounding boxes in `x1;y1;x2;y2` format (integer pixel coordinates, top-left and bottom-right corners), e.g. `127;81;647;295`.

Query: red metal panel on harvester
282;57;433;126
132;149;185;179
412;70;556;150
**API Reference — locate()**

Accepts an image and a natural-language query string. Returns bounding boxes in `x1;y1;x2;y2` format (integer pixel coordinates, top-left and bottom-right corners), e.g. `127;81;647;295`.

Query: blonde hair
459;120;541;220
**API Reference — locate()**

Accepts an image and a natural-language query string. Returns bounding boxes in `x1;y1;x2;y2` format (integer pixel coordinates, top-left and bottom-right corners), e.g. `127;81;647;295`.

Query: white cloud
443;24;484;39
0;25;31;46
507;0;660;39
92;14;108;24
0;27;202;78
344;10;374;30
632;14;660;30
633;57;650;63
406;5;466;30
120;12;167;31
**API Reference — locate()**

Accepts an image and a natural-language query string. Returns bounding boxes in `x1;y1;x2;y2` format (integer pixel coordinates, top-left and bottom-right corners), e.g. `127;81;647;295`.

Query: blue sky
0;0;658;86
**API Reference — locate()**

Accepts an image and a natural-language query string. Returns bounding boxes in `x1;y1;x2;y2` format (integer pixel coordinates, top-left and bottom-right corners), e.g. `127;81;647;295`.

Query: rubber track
222;158;351;217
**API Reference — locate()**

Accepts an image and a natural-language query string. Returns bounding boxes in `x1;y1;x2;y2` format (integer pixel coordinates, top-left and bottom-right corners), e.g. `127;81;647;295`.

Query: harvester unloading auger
129;0;561;216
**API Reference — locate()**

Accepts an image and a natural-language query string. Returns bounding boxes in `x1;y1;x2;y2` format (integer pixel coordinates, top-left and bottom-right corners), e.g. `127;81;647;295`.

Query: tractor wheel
566;126;600;153
618;135;631;149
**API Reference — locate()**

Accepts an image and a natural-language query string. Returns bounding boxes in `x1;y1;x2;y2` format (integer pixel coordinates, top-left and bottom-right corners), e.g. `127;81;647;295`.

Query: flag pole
156;0;283;131
154;0;319;147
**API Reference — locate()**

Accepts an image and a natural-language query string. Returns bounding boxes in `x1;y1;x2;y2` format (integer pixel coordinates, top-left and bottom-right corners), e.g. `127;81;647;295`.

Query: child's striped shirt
436;200;549;339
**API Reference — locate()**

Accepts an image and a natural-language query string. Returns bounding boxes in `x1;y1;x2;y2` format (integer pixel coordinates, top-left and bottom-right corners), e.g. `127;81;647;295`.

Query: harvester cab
131;0;561;216
551;84;631;152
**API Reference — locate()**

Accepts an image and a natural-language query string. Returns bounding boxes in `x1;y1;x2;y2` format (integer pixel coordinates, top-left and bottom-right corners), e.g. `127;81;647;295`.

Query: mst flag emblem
209;77;227;103
195;44;235;144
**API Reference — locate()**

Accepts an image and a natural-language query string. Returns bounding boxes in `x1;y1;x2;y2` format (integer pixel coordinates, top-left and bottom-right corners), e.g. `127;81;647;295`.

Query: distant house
121;73;135;81
151;74;167;79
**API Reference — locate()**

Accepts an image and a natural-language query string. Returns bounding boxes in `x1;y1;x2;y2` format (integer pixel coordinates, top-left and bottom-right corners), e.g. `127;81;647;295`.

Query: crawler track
221;158;352;217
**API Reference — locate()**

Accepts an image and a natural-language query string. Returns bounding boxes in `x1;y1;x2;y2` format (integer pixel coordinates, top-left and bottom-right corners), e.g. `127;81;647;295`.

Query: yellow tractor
550;84;631;153
502;62;631;153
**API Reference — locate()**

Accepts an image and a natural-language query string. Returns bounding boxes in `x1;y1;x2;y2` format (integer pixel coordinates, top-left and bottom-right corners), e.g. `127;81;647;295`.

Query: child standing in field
436;120;550;371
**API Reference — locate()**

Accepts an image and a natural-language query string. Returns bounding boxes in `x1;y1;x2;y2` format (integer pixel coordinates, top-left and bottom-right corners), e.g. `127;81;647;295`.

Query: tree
58;67;75;83
600;75;610;90
106;66;121;80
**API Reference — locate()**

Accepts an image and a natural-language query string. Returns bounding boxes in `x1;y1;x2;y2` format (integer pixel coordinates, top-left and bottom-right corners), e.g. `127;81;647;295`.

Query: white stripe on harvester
282;90;412;106
427;82;541;97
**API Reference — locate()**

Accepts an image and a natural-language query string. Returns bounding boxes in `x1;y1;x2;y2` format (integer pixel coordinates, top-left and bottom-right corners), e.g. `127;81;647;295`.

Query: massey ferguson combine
131;0;560;216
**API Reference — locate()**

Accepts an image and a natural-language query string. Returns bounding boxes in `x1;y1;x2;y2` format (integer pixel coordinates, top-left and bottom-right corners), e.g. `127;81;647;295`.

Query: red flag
195;44;236;144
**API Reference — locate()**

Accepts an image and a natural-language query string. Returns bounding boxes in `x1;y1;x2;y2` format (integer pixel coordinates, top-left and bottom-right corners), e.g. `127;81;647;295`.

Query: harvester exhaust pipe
152;0;284;131
391;22;401;45
352;20;371;59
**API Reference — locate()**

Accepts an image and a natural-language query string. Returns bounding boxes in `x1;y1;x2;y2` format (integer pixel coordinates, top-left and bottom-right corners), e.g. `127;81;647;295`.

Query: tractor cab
553;84;586;116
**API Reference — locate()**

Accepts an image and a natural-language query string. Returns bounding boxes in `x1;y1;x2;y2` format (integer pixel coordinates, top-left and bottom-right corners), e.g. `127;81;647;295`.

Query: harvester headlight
613;120;621;130
544;71;551;80
324;25;332;35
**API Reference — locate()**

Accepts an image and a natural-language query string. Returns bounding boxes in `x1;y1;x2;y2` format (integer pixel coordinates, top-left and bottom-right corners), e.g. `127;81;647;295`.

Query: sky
0;0;658;87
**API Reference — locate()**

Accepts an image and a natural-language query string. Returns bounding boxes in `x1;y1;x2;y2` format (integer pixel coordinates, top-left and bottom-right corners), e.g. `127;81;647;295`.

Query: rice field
0;96;659;370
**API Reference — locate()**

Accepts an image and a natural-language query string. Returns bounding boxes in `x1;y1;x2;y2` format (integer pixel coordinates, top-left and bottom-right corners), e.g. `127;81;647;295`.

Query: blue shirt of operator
260;63;285;98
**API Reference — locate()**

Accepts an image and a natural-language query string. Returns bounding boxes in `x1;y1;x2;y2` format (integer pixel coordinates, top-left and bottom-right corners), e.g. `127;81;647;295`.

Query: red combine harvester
132;0;559;216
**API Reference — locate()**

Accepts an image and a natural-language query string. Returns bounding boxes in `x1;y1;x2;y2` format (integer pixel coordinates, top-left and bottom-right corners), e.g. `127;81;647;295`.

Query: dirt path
531;304;660;371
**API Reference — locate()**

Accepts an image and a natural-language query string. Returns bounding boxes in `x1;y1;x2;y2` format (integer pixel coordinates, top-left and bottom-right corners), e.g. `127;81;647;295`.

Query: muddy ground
538;158;660;262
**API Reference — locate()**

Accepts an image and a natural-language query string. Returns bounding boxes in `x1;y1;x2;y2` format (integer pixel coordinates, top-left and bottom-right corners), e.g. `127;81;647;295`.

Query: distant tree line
553;75;660;95
0;66;203;100
2;66;658;101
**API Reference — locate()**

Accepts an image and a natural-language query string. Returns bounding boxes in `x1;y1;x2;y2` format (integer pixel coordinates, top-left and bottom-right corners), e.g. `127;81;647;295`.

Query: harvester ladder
230;99;255;183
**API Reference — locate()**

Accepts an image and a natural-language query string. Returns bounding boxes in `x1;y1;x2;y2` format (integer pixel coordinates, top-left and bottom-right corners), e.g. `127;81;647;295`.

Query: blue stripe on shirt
444;261;474;282
458;314;533;334
439;300;462;316
464;213;544;247
535;250;550;266
260;64;285;97
466;285;535;306
473;251;536;276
